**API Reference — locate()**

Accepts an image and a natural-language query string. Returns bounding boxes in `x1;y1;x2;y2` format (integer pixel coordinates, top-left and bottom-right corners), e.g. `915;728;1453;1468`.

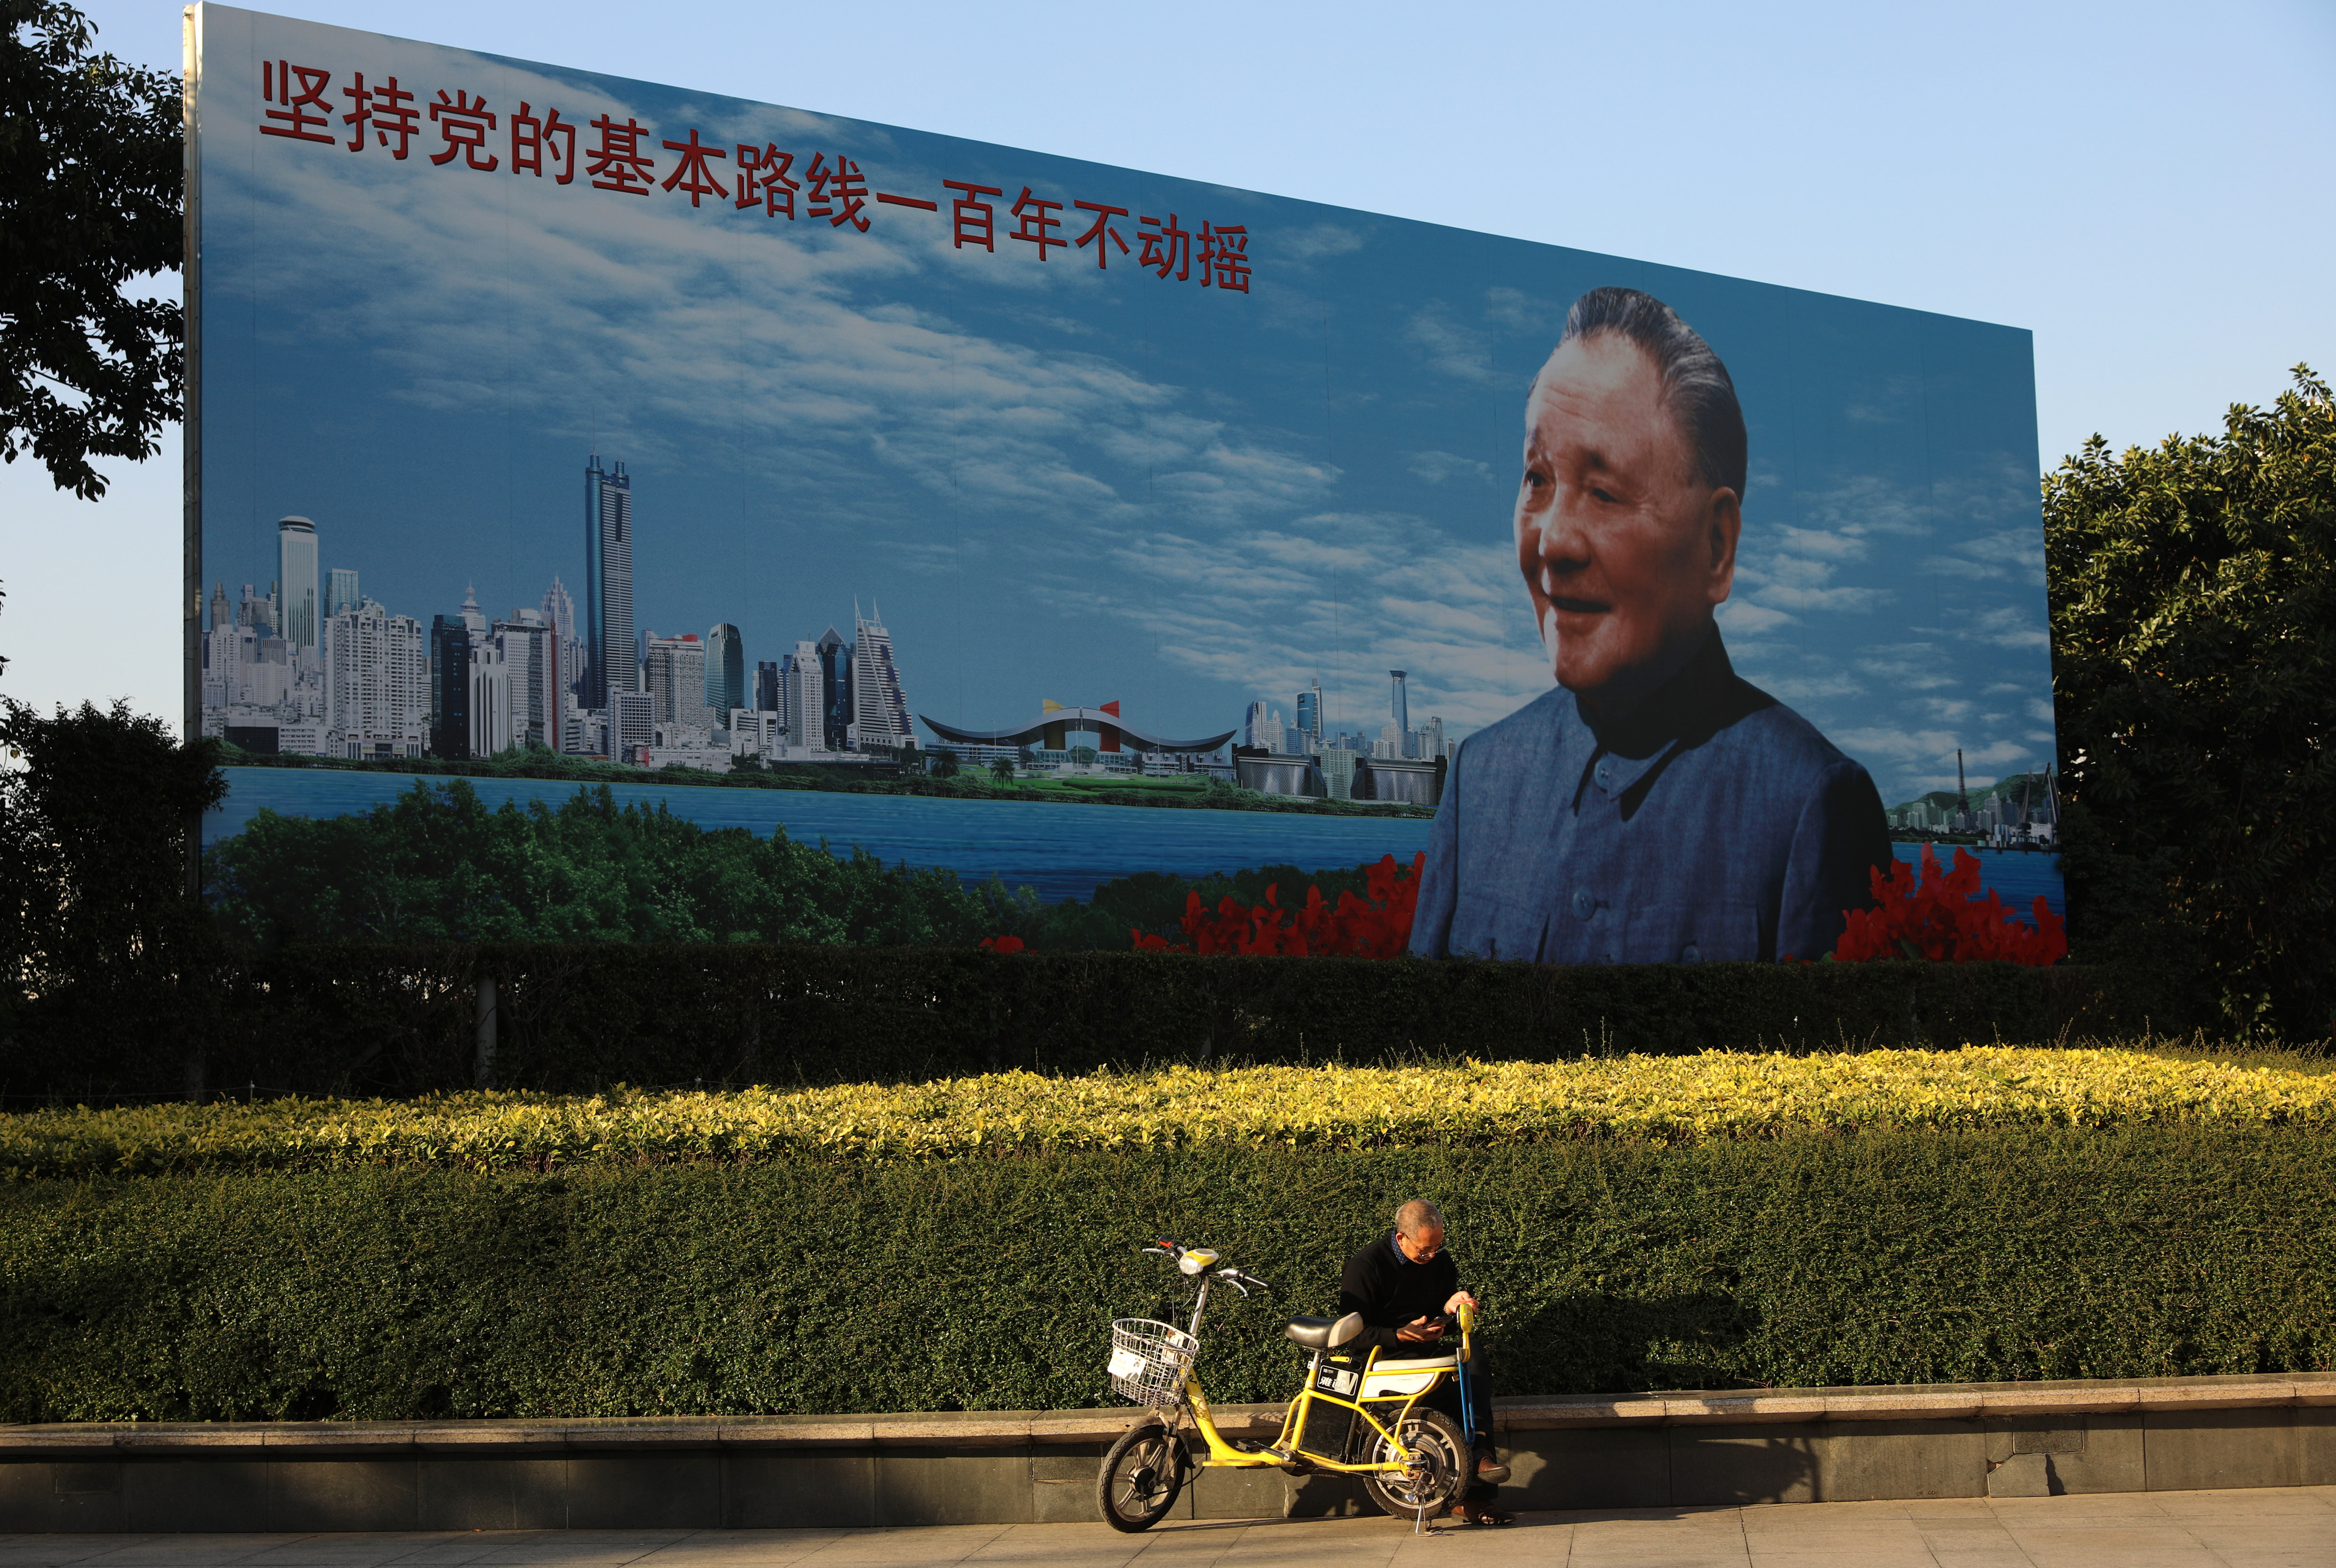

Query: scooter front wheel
1096;1417;1189;1533
1360;1406;1471;1522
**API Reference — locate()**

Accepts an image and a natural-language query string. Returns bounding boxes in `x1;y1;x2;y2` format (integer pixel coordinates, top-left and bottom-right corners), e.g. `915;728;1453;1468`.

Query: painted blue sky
196;3;2054;805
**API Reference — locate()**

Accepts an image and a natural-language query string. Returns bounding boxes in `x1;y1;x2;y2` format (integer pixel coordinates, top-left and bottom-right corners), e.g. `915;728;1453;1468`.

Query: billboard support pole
475;976;498;1088
180;4;204;891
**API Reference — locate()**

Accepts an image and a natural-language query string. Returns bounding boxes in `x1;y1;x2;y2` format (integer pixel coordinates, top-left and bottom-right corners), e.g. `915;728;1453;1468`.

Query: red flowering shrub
1834;846;2067;966
1129;852;1426;959
976;934;1027;954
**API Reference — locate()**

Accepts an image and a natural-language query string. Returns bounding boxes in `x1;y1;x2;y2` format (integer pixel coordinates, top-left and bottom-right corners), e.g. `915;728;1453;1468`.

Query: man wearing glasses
1338;1198;1511;1524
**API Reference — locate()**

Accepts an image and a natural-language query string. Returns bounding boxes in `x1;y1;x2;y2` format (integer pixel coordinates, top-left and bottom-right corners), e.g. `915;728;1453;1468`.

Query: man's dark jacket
1407;627;1890;964
1338;1234;1459;1355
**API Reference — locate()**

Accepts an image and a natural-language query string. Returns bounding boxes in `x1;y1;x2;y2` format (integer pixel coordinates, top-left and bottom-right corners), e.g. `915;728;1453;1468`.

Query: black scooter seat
1283;1312;1365;1350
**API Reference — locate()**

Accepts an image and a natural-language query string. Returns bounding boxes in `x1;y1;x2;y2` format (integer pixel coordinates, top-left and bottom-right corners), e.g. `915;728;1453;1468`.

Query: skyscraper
323;598;427;755
278;516;320;653
428;615;471;759
540;578;577;747
1297;680;1323;745
752;660;780;712
815;625;849;749
209;582;229;633
780;641;827;755
326;568;361;620
707;622;743;722
584;455;634;710
468;641;515;757
1245;699;1272;749
493;610;554;748
642;631;711;732
1390;670;1409;735
849;606;911;751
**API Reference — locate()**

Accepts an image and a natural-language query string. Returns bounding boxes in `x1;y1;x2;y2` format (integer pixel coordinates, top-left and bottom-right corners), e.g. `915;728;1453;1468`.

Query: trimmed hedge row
10;1051;2334;1177
3;1128;2330;1423
1;944;2198;1103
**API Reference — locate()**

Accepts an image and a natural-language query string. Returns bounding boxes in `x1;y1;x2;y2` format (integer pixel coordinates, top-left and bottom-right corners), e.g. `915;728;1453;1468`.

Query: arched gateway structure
919;700;1235;756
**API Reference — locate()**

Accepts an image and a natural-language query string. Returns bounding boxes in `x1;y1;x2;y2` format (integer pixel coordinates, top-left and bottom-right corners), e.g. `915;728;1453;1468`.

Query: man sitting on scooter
1338;1198;1512;1525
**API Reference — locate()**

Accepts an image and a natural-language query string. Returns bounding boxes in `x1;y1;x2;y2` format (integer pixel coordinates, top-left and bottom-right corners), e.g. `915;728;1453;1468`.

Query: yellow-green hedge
9;1047;2333;1177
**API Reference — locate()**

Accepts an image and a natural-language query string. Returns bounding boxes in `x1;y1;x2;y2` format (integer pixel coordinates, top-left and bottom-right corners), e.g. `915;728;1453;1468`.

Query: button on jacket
1408;629;1890;965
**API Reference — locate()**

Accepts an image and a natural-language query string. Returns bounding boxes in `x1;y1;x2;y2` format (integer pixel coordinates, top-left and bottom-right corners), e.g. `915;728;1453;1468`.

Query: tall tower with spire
584;454;634;708
848;602;911;751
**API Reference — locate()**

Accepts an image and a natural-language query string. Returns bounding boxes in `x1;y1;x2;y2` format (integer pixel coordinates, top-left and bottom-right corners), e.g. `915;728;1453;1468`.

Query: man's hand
1395;1314;1449;1343
1444;1290;1479;1317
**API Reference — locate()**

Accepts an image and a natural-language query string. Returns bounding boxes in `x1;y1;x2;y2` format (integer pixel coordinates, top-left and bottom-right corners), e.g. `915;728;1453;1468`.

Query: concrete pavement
0;1485;2331;1567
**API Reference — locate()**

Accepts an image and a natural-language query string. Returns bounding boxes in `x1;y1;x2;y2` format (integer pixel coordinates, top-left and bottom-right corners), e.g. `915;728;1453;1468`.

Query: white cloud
1856;644;1959;691
1403;303;1503;386
1759;672;1868;704
1748;582;1891;613
1409;449;1496;487
1716;599;1794;634
1963;606;2051;649
1280;224;1367;260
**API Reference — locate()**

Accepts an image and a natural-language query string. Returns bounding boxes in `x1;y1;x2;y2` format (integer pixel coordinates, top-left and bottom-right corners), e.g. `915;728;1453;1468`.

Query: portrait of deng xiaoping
1410;288;1893;965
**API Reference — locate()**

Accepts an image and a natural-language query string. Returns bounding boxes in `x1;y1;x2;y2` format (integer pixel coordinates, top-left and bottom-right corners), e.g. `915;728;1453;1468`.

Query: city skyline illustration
195;3;2058;806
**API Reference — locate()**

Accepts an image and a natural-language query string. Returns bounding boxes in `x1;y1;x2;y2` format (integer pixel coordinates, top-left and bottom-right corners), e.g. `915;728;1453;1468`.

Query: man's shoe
1474;1452;1511;1485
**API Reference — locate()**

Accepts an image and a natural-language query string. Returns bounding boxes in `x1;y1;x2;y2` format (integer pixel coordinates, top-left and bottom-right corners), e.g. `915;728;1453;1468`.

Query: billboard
187;3;2064;958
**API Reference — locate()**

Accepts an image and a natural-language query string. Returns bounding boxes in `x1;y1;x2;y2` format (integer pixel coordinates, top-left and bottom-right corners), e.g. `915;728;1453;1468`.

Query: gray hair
1552;286;1747;499
1394;1198;1445;1237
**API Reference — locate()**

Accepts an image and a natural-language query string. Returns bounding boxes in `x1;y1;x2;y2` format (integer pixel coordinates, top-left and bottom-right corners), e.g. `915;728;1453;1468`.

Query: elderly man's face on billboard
1514;333;1742;718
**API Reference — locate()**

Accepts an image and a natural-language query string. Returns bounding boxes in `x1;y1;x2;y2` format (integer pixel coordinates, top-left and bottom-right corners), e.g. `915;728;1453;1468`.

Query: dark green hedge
0;945;2195;1103
3;1128;2329;1422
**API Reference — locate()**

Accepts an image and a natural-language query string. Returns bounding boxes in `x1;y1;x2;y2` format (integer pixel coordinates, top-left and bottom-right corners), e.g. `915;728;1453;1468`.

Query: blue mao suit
1408;628;1890;965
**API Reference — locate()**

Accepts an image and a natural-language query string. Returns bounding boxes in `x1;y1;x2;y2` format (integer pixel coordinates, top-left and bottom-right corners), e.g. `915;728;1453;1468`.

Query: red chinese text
660;128;728;206
586;114;657;195
341;72;420;158
944;180;1002;251
1009;186;1065;259
804;154;871;231
1139;213;1191;282
511;103;576;184
1197;222;1250;293
736;144;799;218
260;60;335;143
428;89;497;171
1074;201;1129;269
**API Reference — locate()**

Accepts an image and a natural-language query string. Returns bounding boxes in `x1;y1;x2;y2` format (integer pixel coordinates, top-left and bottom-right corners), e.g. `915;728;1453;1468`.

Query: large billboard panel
188;4;2063;958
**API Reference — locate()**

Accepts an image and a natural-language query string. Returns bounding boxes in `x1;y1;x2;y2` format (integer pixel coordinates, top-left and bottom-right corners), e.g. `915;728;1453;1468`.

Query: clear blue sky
7;0;2333;735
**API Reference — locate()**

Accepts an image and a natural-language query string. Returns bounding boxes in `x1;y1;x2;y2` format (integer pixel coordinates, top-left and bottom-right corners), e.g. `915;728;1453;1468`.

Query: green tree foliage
0;699;225;1042
205;779;998;947
2044;367;2335;1037
1;0;183;499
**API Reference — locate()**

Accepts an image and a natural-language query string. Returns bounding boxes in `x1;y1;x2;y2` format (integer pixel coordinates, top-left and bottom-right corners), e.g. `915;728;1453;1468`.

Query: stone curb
2;1373;2330;1457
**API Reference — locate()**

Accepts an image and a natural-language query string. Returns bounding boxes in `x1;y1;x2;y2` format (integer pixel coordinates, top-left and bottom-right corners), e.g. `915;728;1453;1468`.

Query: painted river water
203;768;2065;917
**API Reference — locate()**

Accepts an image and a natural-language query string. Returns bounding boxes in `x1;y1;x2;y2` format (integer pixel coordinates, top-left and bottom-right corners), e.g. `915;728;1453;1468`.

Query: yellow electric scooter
1098;1236;1476;1531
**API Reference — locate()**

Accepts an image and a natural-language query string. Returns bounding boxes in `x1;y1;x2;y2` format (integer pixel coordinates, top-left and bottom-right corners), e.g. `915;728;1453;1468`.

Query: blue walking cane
1454;1299;1480;1448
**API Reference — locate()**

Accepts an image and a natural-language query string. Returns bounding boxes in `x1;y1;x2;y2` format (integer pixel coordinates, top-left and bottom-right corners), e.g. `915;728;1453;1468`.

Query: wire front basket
1108;1318;1199;1409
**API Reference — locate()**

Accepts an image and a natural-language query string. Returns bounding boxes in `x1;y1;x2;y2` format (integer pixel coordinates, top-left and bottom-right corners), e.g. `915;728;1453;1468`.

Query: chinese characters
254;59;1252;294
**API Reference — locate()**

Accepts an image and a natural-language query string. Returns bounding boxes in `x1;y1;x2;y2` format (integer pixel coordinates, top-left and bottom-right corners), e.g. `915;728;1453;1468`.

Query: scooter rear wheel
1096;1417;1189;1532
1360;1406;1471;1521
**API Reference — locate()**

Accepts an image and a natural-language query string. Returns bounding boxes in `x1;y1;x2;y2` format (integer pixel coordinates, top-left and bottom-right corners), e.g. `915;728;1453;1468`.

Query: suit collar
1569;627;1740;808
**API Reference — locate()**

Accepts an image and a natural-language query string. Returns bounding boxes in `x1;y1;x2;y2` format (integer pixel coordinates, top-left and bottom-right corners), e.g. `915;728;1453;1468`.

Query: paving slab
0;1484;2331;1566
